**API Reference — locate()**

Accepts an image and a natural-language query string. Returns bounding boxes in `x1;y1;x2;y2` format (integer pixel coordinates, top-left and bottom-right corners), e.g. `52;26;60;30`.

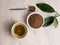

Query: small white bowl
27;12;43;29
11;22;27;39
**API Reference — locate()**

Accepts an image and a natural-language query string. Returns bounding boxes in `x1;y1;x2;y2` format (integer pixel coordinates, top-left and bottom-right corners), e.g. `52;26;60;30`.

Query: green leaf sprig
36;3;60;28
54;17;58;28
36;3;55;13
43;16;54;27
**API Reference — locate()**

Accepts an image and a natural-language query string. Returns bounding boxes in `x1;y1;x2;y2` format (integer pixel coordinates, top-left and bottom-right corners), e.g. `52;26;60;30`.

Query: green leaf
43;16;54;27
36;3;55;13
54;17;58;28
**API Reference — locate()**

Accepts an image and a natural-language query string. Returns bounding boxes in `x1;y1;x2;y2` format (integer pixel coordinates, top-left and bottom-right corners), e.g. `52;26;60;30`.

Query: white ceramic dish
27;12;44;30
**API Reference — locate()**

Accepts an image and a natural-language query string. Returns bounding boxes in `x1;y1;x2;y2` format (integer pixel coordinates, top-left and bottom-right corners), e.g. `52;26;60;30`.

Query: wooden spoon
10;6;35;12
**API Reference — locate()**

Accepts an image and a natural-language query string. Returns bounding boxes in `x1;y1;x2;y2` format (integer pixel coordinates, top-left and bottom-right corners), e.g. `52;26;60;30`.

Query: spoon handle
9;8;28;10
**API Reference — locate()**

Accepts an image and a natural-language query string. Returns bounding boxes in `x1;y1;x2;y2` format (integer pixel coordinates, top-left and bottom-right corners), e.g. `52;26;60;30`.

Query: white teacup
11;22;27;39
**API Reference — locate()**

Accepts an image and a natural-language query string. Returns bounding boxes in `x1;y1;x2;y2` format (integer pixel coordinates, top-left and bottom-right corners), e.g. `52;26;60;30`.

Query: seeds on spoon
28;6;35;12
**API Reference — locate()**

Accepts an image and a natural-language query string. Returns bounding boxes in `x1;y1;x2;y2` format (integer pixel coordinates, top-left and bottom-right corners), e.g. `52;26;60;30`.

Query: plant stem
55;11;60;17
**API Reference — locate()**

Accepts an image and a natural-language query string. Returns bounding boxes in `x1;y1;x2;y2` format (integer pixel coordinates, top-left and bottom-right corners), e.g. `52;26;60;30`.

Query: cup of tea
11;22;27;39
